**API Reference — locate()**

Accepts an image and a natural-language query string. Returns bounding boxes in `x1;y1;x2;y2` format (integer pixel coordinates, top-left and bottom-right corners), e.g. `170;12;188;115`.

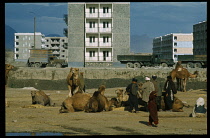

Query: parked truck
177;54;207;68
117;54;175;68
27;49;68;68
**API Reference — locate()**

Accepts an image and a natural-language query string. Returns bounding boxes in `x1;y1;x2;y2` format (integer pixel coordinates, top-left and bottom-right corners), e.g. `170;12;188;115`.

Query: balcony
99;27;112;33
99;12;112;18
99;41;112;47
86;27;98;33
85;41;98;47
63;14;68;25
85;56;113;62
85;12;98;18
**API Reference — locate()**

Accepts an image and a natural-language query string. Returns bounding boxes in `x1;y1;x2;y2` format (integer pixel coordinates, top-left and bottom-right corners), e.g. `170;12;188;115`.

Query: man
126;78;139;113
142;77;155;112
163;76;177;112
151;75;162;111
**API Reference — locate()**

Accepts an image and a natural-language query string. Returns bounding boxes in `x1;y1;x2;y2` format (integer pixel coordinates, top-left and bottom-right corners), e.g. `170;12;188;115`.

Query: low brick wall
7;67;207;90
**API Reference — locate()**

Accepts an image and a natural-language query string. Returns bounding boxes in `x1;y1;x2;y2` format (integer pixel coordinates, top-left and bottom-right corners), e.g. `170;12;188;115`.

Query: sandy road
5;87;207;135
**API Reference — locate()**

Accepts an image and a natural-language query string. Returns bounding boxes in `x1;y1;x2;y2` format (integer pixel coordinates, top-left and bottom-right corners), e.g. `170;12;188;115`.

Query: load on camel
5;64;14;107
84;85;115;113
170;61;199;92
59;90;91;113
66;67;85;97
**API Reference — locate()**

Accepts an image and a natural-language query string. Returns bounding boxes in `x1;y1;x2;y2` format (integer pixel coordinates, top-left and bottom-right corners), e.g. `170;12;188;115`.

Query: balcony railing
85;12;98;18
86;27;112;33
99;12;112;18
85;56;113;62
85;41;98;47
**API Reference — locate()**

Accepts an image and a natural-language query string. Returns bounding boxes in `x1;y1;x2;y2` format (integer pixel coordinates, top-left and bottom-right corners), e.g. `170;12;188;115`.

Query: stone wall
7;67;207;90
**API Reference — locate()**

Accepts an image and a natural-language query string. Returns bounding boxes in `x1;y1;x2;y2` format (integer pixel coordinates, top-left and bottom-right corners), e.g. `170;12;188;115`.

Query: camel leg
68;85;72;97
72;86;79;95
183;79;187;92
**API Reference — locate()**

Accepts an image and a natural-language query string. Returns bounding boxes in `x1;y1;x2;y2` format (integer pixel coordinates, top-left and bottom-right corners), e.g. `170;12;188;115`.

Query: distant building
14;33;68;62
14;32;45;62
44;37;68;60
153;33;193;62
193;21;207;55
65;2;130;67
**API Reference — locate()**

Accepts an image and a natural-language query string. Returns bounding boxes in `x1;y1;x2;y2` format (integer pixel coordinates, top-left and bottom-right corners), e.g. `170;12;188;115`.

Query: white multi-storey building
153;33;193;62
66;2;130;67
14;32;45;62
14;33;68;62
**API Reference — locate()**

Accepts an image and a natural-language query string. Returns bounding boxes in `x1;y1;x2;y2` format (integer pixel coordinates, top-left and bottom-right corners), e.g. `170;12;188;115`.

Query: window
174;42;177;46
89;22;95;28
16;36;19;39
16;48;19;51
103;51;109;61
103;36;109;43
103;22;109;28
103;7;109;13
16;42;19;45
62;50;65;52
174;36;177;40
16;54;19;59
174;49;177;52
89;7;95;13
90;36;95;43
89;51;95;57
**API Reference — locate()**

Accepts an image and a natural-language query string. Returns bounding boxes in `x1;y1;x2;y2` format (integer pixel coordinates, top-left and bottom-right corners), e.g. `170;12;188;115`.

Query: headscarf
196;97;205;107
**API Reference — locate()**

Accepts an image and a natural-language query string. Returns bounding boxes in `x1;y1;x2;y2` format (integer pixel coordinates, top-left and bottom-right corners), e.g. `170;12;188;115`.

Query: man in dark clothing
126;78;139;113
151;75;162;111
163;76;177;111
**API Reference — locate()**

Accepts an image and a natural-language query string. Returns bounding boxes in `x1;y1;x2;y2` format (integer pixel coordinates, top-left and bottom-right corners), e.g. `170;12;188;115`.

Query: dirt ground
5;87;207;135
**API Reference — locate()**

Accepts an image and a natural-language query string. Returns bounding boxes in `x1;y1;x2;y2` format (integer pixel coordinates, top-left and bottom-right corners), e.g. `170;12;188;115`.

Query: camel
84;85;114;113
31;90;55;106
66;68;85;97
5;64;14;85
5;64;14;107
170;61;199;92
161;96;190;112
59;90;91;113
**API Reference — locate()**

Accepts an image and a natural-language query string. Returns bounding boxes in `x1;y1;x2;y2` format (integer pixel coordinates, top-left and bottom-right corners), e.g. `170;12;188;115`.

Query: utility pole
34;16;36;49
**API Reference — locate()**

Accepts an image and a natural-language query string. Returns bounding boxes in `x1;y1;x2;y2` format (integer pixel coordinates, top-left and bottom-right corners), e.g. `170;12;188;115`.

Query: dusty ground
5;87;207;135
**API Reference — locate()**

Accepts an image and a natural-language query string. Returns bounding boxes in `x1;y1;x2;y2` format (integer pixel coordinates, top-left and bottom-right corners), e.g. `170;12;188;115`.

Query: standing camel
5;64;14;107
170;61;199;92
66;68;85;97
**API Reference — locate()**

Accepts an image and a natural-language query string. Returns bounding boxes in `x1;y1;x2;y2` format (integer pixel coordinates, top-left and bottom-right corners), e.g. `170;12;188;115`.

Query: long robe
148;91;158;124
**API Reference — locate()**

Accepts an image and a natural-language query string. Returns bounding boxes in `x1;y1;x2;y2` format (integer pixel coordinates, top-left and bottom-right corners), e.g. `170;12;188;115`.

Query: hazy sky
5;2;207;38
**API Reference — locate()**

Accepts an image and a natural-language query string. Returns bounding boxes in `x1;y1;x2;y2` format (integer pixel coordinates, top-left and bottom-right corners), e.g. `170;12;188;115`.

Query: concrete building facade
14;32;45;62
193;21;207;55
153;33;193;62
14;33;68;62
44;37;68;60
66;2;130;67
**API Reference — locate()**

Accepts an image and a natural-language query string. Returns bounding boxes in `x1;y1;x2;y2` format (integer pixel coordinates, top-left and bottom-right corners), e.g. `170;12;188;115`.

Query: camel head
193;71;199;78
98;85;106;92
115;88;124;97
5;64;14;70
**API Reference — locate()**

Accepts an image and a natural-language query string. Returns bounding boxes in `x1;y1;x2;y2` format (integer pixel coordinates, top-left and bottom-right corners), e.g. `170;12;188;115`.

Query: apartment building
65;2;130;67
14;32;45;62
153;33;193;62
193;21;207;55
44;37;68;60
14;33;68;62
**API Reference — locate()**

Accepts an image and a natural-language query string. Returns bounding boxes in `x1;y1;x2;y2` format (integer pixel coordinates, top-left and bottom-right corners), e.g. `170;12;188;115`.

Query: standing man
142;77;155;112
126;78;139;113
151;75;162;111
163;76;177;112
